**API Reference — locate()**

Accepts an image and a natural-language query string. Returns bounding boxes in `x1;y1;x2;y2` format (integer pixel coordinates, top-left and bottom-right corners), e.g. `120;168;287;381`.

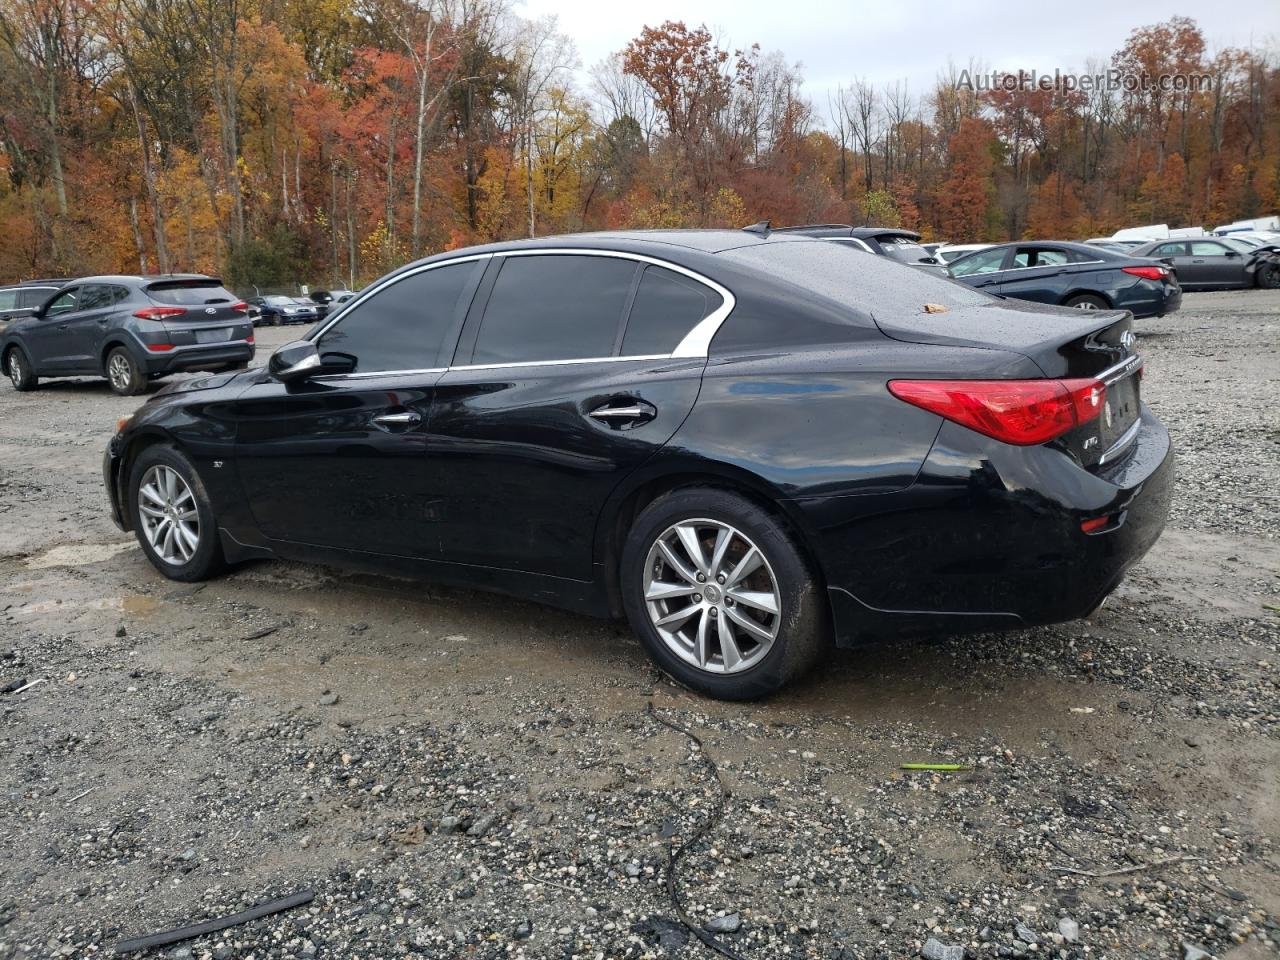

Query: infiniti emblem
1120;330;1135;349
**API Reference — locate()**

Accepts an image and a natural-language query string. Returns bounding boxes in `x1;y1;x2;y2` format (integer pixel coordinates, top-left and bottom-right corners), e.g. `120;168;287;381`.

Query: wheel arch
101;337;137;372
594;461;826;619
114;428;181;527
1060;288;1112;308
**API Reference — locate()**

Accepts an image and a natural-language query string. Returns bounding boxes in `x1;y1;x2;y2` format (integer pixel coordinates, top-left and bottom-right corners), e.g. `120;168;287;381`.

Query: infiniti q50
104;230;1172;699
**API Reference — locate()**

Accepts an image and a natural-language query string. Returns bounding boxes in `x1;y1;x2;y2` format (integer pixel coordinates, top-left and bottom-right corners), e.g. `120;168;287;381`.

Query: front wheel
128;445;225;581
1064;293;1108;310
1256;264;1280;289
5;348;38;391
106;347;146;396
620;488;828;700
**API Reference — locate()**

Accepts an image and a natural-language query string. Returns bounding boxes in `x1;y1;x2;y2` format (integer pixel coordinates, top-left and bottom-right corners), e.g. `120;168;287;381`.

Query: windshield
1222;237;1258;251
879;239;935;263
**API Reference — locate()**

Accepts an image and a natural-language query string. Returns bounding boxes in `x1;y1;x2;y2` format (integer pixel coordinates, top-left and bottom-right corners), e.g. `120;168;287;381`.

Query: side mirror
1225;250;1240;258
268;340;321;383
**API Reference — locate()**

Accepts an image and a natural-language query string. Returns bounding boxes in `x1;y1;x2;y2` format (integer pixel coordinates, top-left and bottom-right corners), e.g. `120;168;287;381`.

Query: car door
1145;241;1190;285
232;257;486;557
62;283;128;372
21;285;82;370
425;251;720;582
992;246;1073;304
1187;240;1248;287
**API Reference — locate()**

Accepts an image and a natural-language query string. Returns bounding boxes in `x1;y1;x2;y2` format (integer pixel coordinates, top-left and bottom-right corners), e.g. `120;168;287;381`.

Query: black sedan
947;241;1182;317
1129;236;1280;290
3;275;254;395
248;295;322;326
104;231;1172;699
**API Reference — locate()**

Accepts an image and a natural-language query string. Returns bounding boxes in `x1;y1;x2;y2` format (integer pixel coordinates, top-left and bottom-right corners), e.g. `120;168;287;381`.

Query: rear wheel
5;348;37;391
128;445;225;581
1064;293;1108;310
621;488;828;700
106;347;146;396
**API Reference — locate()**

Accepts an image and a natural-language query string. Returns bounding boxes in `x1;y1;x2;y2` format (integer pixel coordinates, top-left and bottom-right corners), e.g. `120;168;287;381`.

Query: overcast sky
515;1;1279;114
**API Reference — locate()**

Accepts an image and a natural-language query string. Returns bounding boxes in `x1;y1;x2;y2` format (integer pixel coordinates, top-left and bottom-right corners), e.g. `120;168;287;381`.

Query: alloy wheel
1073;300;1098;310
137;465;200;565
108;353;132;392
7;353;20;387
642;518;781;675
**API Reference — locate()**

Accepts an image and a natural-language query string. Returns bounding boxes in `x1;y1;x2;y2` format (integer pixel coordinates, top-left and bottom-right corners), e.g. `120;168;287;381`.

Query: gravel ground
0;292;1277;960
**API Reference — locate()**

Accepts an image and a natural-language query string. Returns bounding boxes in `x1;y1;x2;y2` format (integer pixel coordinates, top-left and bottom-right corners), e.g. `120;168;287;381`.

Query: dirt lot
1;292;1277;960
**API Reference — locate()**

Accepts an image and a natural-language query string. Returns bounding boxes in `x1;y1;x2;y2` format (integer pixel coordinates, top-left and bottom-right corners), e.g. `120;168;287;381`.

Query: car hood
150;368;254;399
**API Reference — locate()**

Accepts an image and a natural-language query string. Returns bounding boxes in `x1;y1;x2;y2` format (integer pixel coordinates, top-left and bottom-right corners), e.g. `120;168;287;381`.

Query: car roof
769;224;924;242
65;273;216;284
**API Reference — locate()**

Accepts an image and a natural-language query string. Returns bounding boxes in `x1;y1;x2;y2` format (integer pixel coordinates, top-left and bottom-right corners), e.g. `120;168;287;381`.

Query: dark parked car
104;231;1172;699
2;275;254;396
947;241;1182;317
0;279;67;328
771;224;949;275
1129;236;1280;290
247;295;322;326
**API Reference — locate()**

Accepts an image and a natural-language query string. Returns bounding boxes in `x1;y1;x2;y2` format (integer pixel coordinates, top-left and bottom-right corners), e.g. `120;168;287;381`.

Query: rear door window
18;288;54;308
80;284;130;311
1151;242;1186;257
620;266;720;356
316;261;478;374
470;255;638;365
0;290;17;311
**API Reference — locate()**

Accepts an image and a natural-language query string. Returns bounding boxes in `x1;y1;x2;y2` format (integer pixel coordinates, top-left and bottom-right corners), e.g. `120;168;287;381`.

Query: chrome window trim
301;246;736;381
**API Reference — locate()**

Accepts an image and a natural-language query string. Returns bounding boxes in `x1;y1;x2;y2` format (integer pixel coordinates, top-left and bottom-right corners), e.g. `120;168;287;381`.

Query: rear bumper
1122;280;1181;318
141;342;253;375
798;406;1173;645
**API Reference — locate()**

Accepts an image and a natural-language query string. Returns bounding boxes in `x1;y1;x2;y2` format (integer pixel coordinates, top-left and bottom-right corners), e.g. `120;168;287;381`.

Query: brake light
145;343;175;352
231;300;249;314
132;306;187;320
887;378;1106;445
246;334;255;344
1122;265;1167;281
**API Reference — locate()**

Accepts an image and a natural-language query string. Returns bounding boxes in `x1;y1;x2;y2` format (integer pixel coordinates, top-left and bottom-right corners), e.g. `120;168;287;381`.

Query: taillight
132;306;187;320
887;378;1106;445
246;334;255;344
1122;265;1166;281
231;301;249;314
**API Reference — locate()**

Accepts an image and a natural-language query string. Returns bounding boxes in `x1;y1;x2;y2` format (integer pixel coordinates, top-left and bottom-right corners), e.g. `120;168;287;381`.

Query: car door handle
372;411;421;427
588;401;656;425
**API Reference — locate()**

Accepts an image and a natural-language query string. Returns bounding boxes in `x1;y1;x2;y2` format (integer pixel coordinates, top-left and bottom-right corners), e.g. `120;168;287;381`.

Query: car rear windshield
722;240;993;318
146;279;237;305
878;238;934;263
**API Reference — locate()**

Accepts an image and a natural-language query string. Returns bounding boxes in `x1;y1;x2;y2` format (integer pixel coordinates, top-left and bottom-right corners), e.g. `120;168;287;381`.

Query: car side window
949;248;1007;277
471;255;638;365
79;284;125;311
44;287;81;317
17;289;50;309
1151;242;1184;256
1065;248;1100;263
0;290;17;311
1190;240;1228;256
316;262;477;374
620;266;721;356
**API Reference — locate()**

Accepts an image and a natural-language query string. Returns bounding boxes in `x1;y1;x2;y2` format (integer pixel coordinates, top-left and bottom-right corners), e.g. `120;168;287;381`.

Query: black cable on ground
112;889;315;955
646;702;750;960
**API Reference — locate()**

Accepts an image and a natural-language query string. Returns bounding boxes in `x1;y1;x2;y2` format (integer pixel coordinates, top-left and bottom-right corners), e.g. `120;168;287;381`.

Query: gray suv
1;274;254;395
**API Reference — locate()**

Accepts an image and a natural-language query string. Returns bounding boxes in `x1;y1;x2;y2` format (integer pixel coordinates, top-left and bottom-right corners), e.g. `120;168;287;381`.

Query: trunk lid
874;299;1142;469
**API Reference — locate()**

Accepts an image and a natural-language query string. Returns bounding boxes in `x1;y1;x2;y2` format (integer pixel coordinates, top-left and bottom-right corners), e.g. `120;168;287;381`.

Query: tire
5;347;38;391
620;487;828;700
1064;293;1108;310
271;315;281;327
127;444;225;582
106;347;146;396
1256;264;1280;290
